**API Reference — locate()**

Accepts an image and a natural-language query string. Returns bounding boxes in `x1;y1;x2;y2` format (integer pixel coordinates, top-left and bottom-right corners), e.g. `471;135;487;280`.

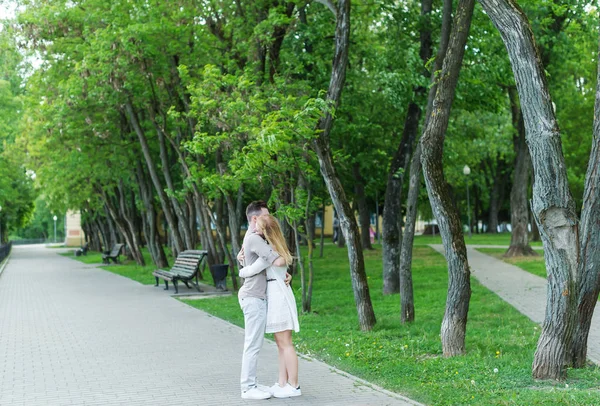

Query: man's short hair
246;200;268;222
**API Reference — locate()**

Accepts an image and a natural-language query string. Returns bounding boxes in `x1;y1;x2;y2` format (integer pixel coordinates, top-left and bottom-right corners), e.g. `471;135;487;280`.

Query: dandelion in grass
345;352;350;357
493;368;498;373
471;380;475;385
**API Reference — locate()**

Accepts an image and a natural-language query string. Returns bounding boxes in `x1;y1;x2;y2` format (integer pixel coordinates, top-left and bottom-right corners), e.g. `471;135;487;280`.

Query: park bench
74;242;89;257
153;250;208;294
102;243;124;264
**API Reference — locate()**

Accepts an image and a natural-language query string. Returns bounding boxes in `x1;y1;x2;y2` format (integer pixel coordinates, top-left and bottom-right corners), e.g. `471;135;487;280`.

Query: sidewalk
430;244;600;365
0;245;421;406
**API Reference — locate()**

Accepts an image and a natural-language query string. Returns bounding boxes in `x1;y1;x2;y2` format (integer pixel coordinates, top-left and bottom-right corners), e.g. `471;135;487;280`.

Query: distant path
0;245;421;406
429;244;600;365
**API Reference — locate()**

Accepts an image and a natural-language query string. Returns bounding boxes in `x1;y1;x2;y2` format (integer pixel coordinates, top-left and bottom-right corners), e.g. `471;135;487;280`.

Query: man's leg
239;297;267;392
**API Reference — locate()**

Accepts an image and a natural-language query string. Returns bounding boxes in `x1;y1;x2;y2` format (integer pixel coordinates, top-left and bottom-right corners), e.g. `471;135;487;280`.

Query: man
237;200;288;400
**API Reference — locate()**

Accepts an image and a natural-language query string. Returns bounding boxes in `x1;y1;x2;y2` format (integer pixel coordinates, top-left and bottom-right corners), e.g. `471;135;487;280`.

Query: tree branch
314;0;337;17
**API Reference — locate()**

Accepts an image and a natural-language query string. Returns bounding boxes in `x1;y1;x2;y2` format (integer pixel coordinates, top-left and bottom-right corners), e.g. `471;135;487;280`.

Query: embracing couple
237;201;301;400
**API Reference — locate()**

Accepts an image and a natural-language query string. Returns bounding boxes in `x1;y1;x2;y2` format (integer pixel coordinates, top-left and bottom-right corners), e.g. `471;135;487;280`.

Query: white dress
238;259;299;334
265;265;300;333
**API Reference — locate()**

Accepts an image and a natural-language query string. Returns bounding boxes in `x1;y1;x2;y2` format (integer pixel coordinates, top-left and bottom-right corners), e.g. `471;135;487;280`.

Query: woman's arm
238;257;272;278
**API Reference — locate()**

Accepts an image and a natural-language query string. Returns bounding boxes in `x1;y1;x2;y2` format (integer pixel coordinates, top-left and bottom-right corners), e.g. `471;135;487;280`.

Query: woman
238;214;301;398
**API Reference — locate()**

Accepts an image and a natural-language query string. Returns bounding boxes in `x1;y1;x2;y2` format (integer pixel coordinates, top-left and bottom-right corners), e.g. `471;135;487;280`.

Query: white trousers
239;296;267;391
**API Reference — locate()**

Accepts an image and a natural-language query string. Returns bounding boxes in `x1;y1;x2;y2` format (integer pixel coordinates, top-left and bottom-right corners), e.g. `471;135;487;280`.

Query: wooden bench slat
153;250;208;293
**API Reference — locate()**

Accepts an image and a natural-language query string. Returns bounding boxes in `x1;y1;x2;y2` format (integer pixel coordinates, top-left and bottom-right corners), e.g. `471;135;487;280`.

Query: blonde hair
256;214;293;266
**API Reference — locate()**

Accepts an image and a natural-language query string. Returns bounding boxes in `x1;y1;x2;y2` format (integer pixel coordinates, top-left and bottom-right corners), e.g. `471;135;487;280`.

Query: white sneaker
268;383;281;395
256;384;272;392
241;387;272;400
272;383;302;398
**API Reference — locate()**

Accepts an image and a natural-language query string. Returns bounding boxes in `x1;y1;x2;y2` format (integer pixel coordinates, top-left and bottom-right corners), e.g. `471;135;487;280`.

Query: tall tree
420;0;475;356
478;0;579;380
312;0;376;331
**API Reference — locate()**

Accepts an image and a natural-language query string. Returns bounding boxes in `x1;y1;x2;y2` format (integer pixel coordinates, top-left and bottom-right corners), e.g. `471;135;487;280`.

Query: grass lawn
62;248;174;285
413;233;543;246
183;244;599;405
476;248;547;279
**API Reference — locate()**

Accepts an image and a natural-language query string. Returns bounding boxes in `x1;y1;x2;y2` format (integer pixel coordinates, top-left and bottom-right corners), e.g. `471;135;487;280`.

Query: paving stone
0;245;421;406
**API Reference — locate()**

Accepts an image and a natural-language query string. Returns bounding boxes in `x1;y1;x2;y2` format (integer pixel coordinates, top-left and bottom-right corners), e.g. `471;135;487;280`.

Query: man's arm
247;234;279;264
239;257;271;278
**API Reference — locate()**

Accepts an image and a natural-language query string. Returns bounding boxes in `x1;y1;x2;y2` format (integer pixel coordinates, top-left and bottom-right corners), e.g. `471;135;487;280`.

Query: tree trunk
399;143;421;323
125;101;185;256
353;163;373;250
313;0;376;331
397;0;453;322
116;181;146;265
99;187;142;265
505;87;537;257
382;0;433;295
570;30;600;368
382;122;415;295
420;0;475;356
136;159;168;268
478;0;578;380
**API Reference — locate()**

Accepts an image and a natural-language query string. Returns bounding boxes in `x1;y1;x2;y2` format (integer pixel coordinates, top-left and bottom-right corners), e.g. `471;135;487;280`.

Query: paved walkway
430;244;600;365
0;245;420;406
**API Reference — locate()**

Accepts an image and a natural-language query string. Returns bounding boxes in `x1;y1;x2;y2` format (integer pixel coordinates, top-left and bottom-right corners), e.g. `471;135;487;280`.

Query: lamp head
463;165;471;176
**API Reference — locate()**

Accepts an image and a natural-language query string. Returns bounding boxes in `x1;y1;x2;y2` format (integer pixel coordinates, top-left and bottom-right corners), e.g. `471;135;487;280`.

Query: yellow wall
64;211;85;247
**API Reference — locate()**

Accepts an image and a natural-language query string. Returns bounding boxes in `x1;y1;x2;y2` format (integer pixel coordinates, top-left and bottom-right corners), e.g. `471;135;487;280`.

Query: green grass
413;233;544;246
62;248;174;285
182;245;600;405
476;248;547;279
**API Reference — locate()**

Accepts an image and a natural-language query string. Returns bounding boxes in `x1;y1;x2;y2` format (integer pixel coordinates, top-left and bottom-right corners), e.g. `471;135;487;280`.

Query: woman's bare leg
274;330;298;387
274;333;288;386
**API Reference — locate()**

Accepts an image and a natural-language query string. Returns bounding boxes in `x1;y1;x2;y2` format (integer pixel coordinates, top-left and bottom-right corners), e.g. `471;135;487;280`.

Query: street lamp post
53;215;58;243
0;205;2;245
463;165;472;237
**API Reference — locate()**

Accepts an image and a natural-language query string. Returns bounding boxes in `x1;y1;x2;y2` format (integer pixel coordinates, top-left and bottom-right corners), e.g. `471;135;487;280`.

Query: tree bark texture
505;87;537;257
478;0;578;380
571;27;600;368
353;163;373;250
420;0;475;356
313;0;376;331
125;101;185;256
382;0;434;296
136;160;168;268
398;143;422;323
396;0;453;320
382;112;417;294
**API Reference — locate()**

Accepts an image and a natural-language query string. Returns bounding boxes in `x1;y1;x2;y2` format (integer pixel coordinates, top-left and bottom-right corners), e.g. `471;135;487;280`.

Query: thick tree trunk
479;0;578;380
505;87;537;257
313;0;376;331
570;31;600;368
353;163;373;250
125;101;185;256
420;0;475;356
